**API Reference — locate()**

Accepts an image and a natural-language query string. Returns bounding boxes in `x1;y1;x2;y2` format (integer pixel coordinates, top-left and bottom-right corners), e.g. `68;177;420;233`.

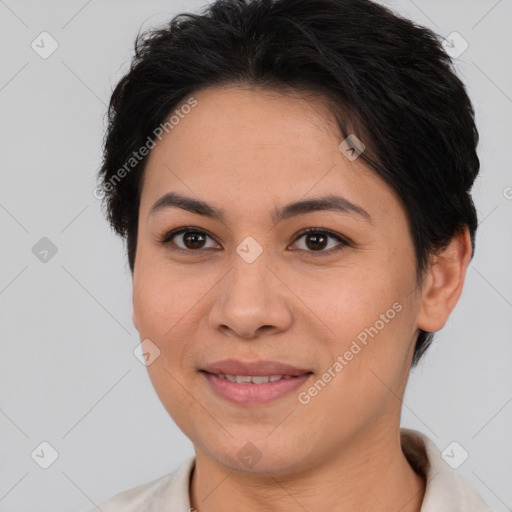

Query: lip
201;359;311;376
201;371;313;406
199;359;313;406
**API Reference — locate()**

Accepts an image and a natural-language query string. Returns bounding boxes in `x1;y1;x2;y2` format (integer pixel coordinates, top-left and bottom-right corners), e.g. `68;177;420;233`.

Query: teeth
215;374;297;384
251;375;271;384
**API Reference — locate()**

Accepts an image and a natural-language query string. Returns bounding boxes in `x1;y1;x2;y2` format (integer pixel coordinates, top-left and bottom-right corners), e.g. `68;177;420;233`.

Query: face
132;85;424;475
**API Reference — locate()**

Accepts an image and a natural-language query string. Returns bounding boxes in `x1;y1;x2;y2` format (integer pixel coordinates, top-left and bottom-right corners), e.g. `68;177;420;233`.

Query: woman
91;0;491;510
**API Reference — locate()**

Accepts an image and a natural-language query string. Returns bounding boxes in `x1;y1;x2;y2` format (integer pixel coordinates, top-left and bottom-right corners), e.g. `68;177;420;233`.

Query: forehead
139;85;399;223
151;85;342;164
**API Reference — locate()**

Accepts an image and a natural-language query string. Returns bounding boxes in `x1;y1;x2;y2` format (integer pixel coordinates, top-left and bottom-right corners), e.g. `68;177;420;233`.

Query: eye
159;226;351;256
159;227;220;253
290;228;350;255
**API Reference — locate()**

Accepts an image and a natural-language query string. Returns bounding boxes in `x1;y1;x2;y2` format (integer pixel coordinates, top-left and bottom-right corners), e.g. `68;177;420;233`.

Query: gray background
0;0;511;510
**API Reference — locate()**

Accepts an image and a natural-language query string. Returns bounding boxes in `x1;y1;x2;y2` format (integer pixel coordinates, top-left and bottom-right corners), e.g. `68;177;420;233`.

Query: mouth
203;373;302;384
199;360;314;405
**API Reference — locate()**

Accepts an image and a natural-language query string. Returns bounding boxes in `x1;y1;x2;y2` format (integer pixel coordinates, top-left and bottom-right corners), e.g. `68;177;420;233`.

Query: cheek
303;298;417;436
313;259;419;388
132;265;203;423
133;251;199;333
313;265;412;337
132;263;195;383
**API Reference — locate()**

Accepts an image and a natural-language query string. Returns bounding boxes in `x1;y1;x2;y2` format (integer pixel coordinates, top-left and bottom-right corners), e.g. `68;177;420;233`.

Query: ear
417;226;473;333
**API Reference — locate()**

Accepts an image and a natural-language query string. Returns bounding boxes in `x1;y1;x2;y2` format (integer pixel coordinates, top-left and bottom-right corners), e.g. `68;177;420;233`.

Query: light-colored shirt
88;428;491;511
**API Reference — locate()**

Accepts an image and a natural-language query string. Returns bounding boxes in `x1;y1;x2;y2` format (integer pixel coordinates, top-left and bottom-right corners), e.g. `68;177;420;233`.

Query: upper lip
201;359;312;376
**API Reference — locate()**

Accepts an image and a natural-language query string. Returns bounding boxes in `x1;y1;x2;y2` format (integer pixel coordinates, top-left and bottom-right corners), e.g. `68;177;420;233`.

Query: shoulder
400;428;492;512
84;456;195;512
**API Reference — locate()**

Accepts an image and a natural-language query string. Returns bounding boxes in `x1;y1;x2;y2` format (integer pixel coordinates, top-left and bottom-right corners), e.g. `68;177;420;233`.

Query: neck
189;426;426;512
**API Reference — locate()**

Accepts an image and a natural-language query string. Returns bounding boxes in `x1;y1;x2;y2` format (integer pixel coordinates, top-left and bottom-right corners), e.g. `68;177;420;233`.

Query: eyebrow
148;191;372;224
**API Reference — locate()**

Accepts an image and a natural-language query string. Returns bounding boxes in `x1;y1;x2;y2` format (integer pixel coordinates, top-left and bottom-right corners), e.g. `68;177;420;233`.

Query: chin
195;432;312;476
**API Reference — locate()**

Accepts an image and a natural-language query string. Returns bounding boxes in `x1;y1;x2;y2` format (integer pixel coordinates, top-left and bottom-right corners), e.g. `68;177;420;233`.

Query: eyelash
158;226;351;256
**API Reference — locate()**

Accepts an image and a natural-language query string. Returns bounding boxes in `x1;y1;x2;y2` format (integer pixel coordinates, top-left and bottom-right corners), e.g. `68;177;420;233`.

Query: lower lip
201;371;313;406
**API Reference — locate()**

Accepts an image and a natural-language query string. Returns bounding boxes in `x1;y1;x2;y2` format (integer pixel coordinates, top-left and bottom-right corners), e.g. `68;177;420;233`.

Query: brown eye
160;227;221;252
182;231;207;249
304;232;328;250
291;228;350;255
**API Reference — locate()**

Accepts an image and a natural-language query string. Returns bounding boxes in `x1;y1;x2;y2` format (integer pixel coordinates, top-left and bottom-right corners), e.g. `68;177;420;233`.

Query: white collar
95;428;491;511
400;428;491;511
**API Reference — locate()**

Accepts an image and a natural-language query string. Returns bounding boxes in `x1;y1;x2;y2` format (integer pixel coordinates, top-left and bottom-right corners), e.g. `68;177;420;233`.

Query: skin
132;85;472;512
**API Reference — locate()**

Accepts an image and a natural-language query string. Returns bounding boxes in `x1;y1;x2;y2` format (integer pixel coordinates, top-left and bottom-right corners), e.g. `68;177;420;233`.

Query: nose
208;250;294;339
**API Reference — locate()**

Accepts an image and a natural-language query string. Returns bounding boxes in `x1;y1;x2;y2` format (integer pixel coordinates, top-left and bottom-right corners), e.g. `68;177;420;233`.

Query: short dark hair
97;0;480;366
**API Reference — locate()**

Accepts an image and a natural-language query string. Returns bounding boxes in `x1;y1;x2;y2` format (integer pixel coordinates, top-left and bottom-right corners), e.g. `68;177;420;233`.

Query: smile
201;371;313;405
212;374;297;384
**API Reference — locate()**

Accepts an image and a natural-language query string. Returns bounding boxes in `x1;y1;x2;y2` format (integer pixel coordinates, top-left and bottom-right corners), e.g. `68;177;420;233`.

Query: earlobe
417;227;473;333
